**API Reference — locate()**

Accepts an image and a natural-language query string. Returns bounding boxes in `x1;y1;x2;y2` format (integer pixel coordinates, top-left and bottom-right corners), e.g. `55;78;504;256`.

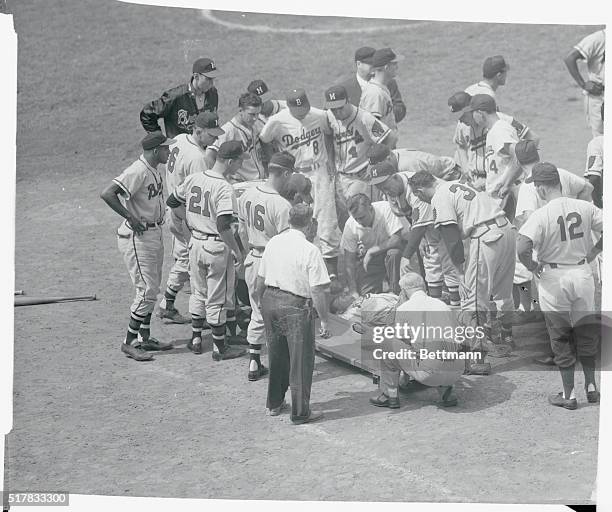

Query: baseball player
206;92;266;182
465;55;509;104
100;132;175;361
237;152;295;381
140;58;218;138
247;79;287;119
324;84;395;230
359;48;403;139
158;112;225;324
564;29;605;136
407;171;517;375
584;103;604;208
366;158;460;307
166;141;247;361
517;163;602;409
259;88;341;280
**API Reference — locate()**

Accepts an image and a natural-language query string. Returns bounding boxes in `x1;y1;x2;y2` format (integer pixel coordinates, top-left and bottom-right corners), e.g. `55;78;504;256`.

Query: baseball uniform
172;169;238;326
585;135;604;179
574;29;605;136
465;81;497;101
259;107;340;259
393;149;459;180
114;156;166;319
359;80;398;134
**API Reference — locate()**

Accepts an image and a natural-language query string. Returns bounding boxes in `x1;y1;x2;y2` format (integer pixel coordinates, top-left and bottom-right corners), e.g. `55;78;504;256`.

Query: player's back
394;149;455;179
167;133;208;193
238;184;290;248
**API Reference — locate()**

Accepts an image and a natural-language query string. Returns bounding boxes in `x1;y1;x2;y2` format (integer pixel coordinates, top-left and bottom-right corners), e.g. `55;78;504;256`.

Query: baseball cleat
438;386;458;407
212;345;246;361
139;337;173;351
267;400;288;416
227;334;249;346
121;343;154;361
248;364;269;382
586;387;600;404
369;393;400;409
186;339;203;355
548;392;578;410
158;307;190;324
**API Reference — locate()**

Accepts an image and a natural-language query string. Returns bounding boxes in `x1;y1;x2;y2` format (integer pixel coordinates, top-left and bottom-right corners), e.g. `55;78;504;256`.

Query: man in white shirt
256;204;331;424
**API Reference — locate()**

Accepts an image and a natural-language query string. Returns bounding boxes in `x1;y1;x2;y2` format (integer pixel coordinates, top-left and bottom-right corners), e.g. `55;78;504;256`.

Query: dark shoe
139;337;173;351
248;364;269;382
533;355;555;366
227;334;249;346
466;362;491;375
292;409;324;425
586;387;600;404
212;345;246;361
548;392;578;410
438;386;458;407
186;338;203;355
121;343;154;361
267;400;287;416
158;307;190;324
369;393;400;409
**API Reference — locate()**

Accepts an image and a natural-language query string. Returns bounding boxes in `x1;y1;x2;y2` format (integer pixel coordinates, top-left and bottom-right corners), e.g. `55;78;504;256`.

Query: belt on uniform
266;286;309;301
191;231;222;242
144;220;164;229
470;216;509;239
249;244;265;254
543;259;586;269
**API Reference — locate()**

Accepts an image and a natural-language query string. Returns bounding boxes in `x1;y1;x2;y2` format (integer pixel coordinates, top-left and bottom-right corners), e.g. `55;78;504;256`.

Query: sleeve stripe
113;178;131;199
434;220;458;227
411;219;434;228
217;209;235;216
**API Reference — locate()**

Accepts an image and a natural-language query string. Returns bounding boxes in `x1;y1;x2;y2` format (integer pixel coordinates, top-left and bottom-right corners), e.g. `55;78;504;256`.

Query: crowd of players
101;28;604;415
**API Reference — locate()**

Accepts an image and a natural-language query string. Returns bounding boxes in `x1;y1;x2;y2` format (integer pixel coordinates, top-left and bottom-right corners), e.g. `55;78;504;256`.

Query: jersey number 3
557;212;583;242
449;183;476;201
188;186;211;217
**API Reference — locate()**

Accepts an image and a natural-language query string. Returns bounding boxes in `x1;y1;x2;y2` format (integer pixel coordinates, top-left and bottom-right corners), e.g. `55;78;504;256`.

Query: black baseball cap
195;112;225;136
192;57;217;78
355;46;376;64
367;143;392;165
483;55;508;78
217;140;246;160
286;88;310;116
283;173;314;205
368;160;397;185
465;93;497;113
448;91;472;113
141;131;176;150
248;79;269;96
268;151;295;172
515;140;540;165
324;85;348;109
371;48;404;68
525;162;560;184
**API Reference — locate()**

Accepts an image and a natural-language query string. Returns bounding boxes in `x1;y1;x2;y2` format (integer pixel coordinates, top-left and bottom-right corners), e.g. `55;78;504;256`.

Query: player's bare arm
217;213;244;264
577;180;595;202
516;233;540;274
497;143;522;194
438;223;465;270
587;235;603;263
100;182;146;235
402;224;428;260
564;48;604;95
311;283;331;333
363;233;402;271
344;250;360;298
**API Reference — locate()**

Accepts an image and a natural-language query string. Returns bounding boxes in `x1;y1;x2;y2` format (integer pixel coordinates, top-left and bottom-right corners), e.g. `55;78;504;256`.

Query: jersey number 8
167;147;180;173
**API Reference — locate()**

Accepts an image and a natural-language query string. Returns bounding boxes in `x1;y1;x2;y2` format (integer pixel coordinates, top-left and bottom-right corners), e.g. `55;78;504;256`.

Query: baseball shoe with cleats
138;337;173;351
121;342;154;361
158;307;190;324
548;392;578;410
369;393;400;409
586;387;600;404
248;364;269;382
212;345;246;361
186;338;203;355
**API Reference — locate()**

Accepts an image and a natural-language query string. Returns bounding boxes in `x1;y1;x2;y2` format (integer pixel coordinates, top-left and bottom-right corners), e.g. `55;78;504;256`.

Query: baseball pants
244;249;265;346
421;227;460;289
335;173;379;231
117;222;164;318
165;235;190;292
537;264;599;368
262;287;316;422
188;236;236;326
305;165;341;260
584;92;604;137
356;248;402;295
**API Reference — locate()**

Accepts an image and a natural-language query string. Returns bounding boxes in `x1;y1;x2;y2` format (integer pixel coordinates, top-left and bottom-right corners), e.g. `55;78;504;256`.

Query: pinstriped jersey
173;169;237;235
165;133;208;194
386;172;436;229
113;156;165;224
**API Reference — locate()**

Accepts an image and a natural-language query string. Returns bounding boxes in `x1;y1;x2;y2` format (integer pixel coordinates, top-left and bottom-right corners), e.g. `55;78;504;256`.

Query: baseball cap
355;46;376;64
465;93;497;113
482;55;508;79
268;151;295;172
525;162;560;184
195;112;225;136
367;143;392;165
368;160;397;185
286;88;310;117
192;57;217;78
371;48;405;68
324;85;348;109
282;173;314;205
248;79;269;96
217;140;246;160
141;131;176;150
448;91;472;113
515;140;540;165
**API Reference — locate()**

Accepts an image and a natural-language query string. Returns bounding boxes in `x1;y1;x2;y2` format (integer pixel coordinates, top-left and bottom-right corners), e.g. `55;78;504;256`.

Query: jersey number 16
245;201;265;232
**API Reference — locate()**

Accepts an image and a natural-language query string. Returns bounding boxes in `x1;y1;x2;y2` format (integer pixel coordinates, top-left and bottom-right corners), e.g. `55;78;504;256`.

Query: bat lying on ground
15;295;97;307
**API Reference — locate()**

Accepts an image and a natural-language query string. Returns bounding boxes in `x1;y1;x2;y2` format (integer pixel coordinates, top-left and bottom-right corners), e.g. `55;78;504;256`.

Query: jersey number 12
557;212;583;242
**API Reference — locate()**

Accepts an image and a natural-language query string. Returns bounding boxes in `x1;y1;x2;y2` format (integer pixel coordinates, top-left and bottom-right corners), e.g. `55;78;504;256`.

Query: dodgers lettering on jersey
359;81;397;131
166;133;208;193
173;169;237;235
386;172;435;228
431;180;505;238
113;156;165;223
259;108;331;170
519;197;603;264
484;118;520;189
393;149;457;180
585;135;604;178
211;116;266;182
327;107;390;174
237;184;291;248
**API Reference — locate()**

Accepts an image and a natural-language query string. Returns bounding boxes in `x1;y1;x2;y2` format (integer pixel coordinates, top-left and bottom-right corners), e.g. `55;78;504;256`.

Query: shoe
212;345;246;361
248;364;269;382
121;343;154;361
292;409;324;425
267;400;288;416
138;337;173;351
466;362;491;375
438;386;458;407
186;338;203;355
533;355;555;366
227;334;249;346
586;387;600;404
158;307;190;324
548;392;578;410
369;393;400;409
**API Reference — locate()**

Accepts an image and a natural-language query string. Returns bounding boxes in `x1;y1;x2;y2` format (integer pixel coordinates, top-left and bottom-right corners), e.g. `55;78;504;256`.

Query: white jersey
259;107;331;172
484;117;521;190
574;29;605;86
386;172;436;229
237;184;291;248
465;81;497;100
173;169;237;236
393;149;457;180
585;135;604;178
519;197;603;264
516;168;590;218
341;201;403;256
166;134;208;194
327;107;390;174
359;80;397;131
113;156;165;224
431;180;505;239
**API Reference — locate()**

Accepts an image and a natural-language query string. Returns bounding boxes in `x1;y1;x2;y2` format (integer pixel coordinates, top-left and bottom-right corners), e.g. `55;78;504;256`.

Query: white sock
249;359;258;372
587;383;597;392
192;336;201;346
387;388;398;398
565;389;576;400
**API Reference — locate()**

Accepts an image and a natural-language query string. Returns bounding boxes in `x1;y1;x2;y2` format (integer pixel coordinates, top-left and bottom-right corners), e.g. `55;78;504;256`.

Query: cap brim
159;137;177;146
325;99;348;109
207;127;225;136
202;72;217;79
391;53;406;63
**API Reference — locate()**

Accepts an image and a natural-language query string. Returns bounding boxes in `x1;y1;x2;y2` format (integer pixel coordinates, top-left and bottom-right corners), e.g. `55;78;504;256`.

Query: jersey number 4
245;201;265;232
557;212;584;241
188;186;211;217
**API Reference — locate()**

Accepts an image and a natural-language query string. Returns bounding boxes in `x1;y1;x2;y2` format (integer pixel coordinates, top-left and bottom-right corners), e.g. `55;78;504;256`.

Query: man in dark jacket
140;57;219;138
336;46;406;125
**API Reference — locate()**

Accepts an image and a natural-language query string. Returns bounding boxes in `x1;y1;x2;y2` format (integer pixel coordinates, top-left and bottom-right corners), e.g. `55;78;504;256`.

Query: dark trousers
356;248;402;295
261;287;315;422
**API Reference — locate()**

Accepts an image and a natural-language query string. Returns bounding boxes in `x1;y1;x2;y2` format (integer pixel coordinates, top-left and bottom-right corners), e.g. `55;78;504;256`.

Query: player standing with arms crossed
166;141;247;361
100;132;175;361
237;152;295;381
517;163;602;409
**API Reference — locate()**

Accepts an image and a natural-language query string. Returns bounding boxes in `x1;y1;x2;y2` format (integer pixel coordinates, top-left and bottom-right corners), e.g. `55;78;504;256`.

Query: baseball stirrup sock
559;365;576;400
139;313;152;341
211;324;226;351
226;311;237;336
447;285;460;306
191;314;205;341
163;286;180;309
579;356;597;390
428;281;443;298
249;344;262;371
126;312;145;345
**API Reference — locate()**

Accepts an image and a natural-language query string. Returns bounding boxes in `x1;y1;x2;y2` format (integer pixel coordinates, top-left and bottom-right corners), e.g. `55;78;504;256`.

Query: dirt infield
7;0;601;504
